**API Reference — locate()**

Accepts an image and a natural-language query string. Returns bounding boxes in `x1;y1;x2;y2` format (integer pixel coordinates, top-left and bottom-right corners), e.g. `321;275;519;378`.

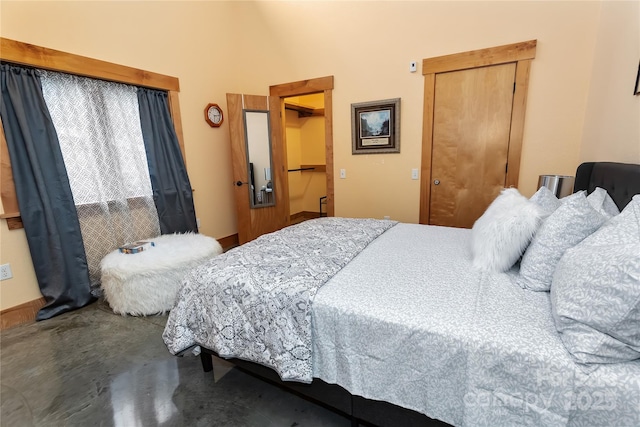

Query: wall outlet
196;218;201;229
0;263;13;280
383;216;391;220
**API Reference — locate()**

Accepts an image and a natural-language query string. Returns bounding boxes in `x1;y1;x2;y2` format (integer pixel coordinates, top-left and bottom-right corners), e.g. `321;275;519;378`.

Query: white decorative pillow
551;195;640;364
529;186;561;217
471;188;543;272
518;191;606;292
587;187;620;219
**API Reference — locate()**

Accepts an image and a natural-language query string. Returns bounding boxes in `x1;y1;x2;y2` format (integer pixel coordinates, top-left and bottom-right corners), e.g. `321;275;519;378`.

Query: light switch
340;169;346;179
411;168;419;180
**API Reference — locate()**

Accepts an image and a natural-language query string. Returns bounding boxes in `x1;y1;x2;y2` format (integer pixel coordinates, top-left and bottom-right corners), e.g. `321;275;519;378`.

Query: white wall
580;0;640;163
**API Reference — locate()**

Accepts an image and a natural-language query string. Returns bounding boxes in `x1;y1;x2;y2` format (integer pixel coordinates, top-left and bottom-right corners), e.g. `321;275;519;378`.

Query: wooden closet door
429;63;516;228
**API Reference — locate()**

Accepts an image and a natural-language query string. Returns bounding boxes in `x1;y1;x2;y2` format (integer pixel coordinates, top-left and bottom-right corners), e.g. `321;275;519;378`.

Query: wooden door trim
419;41;536;225
269;76;334;97
269;95;289;228
419;73;436;225
323;88;335;217
422;40;537;75
506;59;532;188
270;76;335;217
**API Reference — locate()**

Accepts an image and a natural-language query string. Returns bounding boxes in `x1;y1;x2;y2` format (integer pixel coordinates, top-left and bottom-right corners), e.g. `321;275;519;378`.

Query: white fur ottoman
100;233;222;316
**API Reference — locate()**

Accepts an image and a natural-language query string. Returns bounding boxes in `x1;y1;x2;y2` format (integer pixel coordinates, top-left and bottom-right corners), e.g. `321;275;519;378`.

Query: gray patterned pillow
518;191;606;291
551;195;640;364
587;187;620;219
529;186;561;217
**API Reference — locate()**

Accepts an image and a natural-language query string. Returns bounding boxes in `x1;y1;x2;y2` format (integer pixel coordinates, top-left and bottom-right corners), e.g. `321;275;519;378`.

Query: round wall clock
204;103;223;127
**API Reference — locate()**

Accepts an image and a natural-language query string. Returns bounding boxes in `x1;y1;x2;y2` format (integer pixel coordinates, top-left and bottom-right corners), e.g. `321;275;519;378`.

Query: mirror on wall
243;110;275;208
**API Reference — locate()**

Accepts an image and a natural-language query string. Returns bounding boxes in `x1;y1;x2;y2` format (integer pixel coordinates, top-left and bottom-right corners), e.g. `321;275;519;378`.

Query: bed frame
199;349;448;427
198;161;640;427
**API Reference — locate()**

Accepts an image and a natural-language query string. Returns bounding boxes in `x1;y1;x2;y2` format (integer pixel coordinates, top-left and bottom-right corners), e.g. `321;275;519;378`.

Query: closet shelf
300;165;327;172
284;102;324;118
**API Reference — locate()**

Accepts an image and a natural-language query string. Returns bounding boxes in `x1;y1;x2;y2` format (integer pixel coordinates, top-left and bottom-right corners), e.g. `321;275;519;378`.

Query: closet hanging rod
287;167;315;172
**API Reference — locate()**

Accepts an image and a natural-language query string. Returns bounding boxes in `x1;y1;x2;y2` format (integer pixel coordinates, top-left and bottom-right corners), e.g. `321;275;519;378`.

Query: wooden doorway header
422;40;536;75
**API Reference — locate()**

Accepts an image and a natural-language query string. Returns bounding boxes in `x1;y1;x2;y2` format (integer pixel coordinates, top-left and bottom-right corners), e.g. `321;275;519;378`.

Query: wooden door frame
270;76;335;218
419;40;537;225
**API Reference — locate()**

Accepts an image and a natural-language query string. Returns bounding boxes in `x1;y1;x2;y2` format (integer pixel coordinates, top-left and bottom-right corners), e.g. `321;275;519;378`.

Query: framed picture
351;98;400;154
635;61;640;96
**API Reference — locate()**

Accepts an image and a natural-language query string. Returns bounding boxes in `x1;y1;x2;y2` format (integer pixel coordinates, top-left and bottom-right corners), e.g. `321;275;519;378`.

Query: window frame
0;37;186;229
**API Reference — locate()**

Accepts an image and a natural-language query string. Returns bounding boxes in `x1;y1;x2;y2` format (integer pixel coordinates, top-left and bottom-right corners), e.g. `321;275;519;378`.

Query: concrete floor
0;300;351;427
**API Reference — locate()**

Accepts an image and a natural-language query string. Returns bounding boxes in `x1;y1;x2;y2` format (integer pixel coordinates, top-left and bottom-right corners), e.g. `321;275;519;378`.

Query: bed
163;161;640;427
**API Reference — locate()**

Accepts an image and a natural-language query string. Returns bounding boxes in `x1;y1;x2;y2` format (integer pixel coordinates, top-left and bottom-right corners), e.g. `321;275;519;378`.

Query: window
42;71;155;205
0;37;185;228
40;71;161;290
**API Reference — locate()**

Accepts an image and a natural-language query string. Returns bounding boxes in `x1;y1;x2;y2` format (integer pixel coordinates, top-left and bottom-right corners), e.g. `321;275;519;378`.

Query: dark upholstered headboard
574;162;640;210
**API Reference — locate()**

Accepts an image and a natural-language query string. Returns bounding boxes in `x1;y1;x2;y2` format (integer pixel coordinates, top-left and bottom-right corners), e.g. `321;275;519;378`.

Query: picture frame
351;98;400;154
635;61;640;96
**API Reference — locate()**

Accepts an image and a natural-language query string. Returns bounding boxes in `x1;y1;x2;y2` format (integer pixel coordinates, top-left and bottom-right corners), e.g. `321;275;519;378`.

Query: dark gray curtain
137;88;197;234
0;63;94;320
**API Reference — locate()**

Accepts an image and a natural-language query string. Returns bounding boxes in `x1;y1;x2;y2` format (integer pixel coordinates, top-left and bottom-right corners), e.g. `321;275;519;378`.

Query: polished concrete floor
0;300;351;426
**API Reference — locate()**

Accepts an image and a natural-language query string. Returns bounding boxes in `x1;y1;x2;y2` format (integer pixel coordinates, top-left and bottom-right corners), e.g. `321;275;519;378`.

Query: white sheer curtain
41;71;160;293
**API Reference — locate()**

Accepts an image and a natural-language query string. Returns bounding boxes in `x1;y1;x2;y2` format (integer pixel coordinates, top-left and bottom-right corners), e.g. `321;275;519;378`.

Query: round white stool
100;233;222;315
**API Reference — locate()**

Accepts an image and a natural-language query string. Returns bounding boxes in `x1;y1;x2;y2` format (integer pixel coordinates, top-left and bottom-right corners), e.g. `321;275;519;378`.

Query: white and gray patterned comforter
162;217;396;382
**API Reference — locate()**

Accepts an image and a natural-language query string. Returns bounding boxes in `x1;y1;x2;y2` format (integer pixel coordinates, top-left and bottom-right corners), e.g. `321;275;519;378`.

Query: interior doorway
226;77;334;244
284;93;327;225
270;76;335;220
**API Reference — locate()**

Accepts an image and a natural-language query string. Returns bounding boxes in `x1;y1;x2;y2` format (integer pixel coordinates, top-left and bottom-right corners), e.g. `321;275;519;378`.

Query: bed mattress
163;219;639;427
311;223;640;427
